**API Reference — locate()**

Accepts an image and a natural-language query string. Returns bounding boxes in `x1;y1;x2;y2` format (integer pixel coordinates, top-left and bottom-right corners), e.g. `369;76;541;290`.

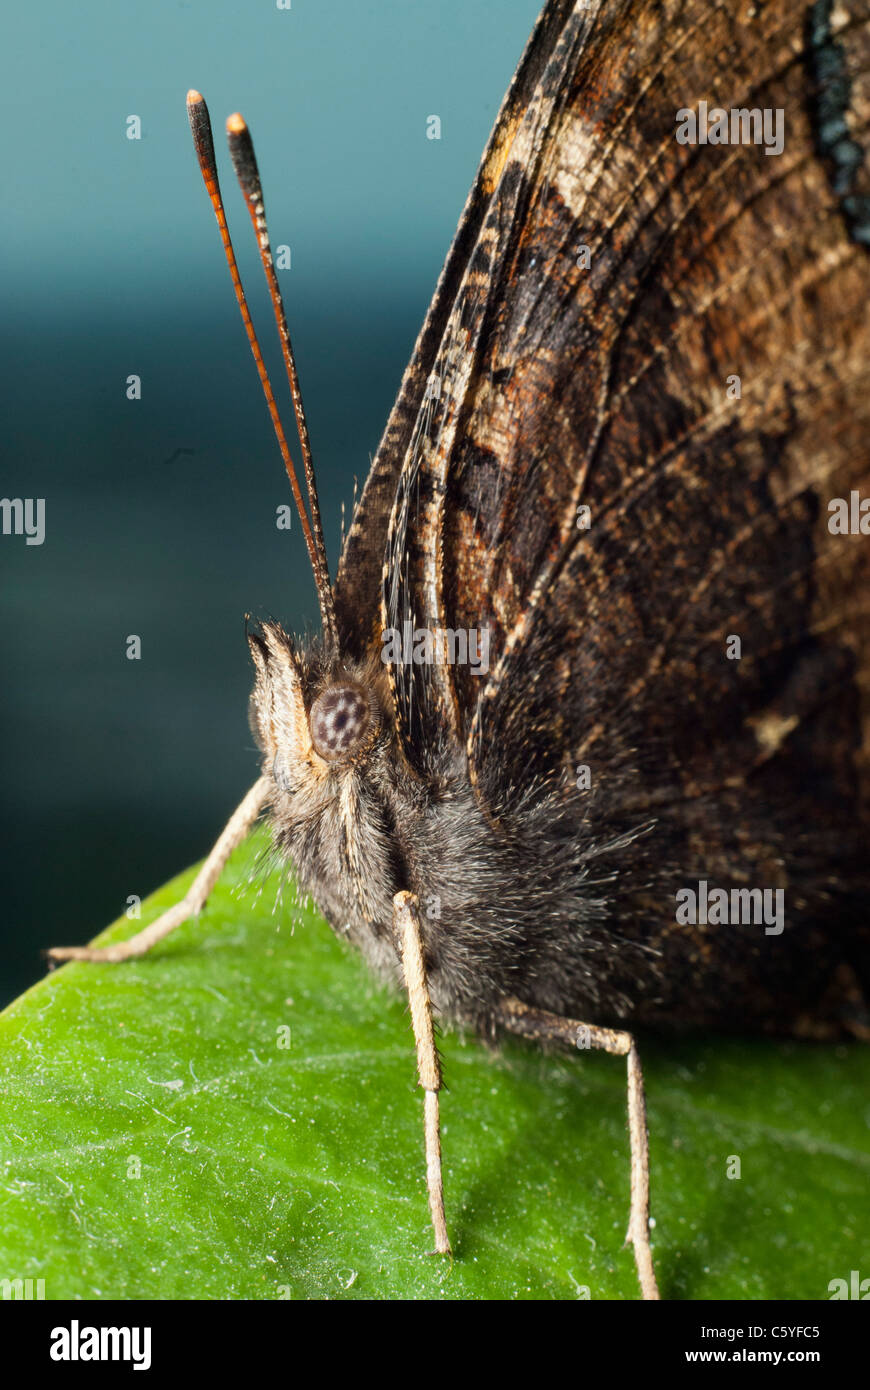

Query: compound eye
309;685;370;760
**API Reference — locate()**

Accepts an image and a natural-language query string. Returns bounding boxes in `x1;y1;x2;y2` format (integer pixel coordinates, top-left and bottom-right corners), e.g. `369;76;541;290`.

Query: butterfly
48;0;870;1300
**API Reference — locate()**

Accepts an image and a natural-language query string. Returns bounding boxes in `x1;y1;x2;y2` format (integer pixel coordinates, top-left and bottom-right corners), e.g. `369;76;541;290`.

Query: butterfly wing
337;0;870;1027
461;0;870;814
333;0;577;663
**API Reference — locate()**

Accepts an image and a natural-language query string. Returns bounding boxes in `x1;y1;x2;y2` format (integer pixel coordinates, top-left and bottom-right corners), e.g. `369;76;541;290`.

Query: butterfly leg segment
45;777;271;965
495;998;659;1301
393;890;451;1255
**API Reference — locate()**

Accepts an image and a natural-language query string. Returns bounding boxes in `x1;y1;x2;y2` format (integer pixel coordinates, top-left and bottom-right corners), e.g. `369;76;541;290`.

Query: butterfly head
246;619;405;939
247;620;384;786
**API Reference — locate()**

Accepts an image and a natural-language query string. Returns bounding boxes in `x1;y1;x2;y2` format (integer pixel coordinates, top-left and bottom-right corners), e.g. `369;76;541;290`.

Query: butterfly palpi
48;0;870;1300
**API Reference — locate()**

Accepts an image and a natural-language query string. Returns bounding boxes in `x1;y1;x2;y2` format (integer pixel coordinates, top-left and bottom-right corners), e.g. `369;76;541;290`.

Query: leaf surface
1;829;867;1300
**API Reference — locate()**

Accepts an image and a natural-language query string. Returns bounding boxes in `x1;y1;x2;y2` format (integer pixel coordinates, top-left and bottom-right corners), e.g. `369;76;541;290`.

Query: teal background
1;0;543;1004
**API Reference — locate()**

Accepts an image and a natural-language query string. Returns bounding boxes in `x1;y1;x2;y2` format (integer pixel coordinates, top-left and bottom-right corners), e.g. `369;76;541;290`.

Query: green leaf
0;827;867;1300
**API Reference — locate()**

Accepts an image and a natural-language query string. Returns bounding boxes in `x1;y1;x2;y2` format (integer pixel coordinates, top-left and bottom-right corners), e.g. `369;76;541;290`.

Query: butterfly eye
309;685;370;761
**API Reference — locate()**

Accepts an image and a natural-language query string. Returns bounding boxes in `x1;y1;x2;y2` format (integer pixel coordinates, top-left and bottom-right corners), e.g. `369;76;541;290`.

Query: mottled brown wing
342;0;870;855
465;0;870;819
332;0;577;662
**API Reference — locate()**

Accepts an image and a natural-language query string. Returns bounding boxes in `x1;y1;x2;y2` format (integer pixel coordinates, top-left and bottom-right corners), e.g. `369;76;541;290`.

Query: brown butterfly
48;0;870;1301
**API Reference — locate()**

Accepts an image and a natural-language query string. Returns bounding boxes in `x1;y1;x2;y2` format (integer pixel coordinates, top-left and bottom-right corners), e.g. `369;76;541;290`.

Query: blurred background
1;0;543;1006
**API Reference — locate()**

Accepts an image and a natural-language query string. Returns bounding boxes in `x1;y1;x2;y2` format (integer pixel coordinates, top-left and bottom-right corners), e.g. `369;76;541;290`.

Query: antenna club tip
227;113;248;135
186;89;204;106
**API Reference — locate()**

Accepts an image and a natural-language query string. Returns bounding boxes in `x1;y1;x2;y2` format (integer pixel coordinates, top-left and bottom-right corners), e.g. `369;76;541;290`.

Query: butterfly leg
495;997;659;1301
393;889;451;1255
45;776;271;965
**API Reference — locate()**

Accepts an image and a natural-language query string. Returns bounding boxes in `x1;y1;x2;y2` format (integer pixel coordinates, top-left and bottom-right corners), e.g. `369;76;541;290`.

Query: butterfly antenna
186;90;338;648
224;107;338;648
